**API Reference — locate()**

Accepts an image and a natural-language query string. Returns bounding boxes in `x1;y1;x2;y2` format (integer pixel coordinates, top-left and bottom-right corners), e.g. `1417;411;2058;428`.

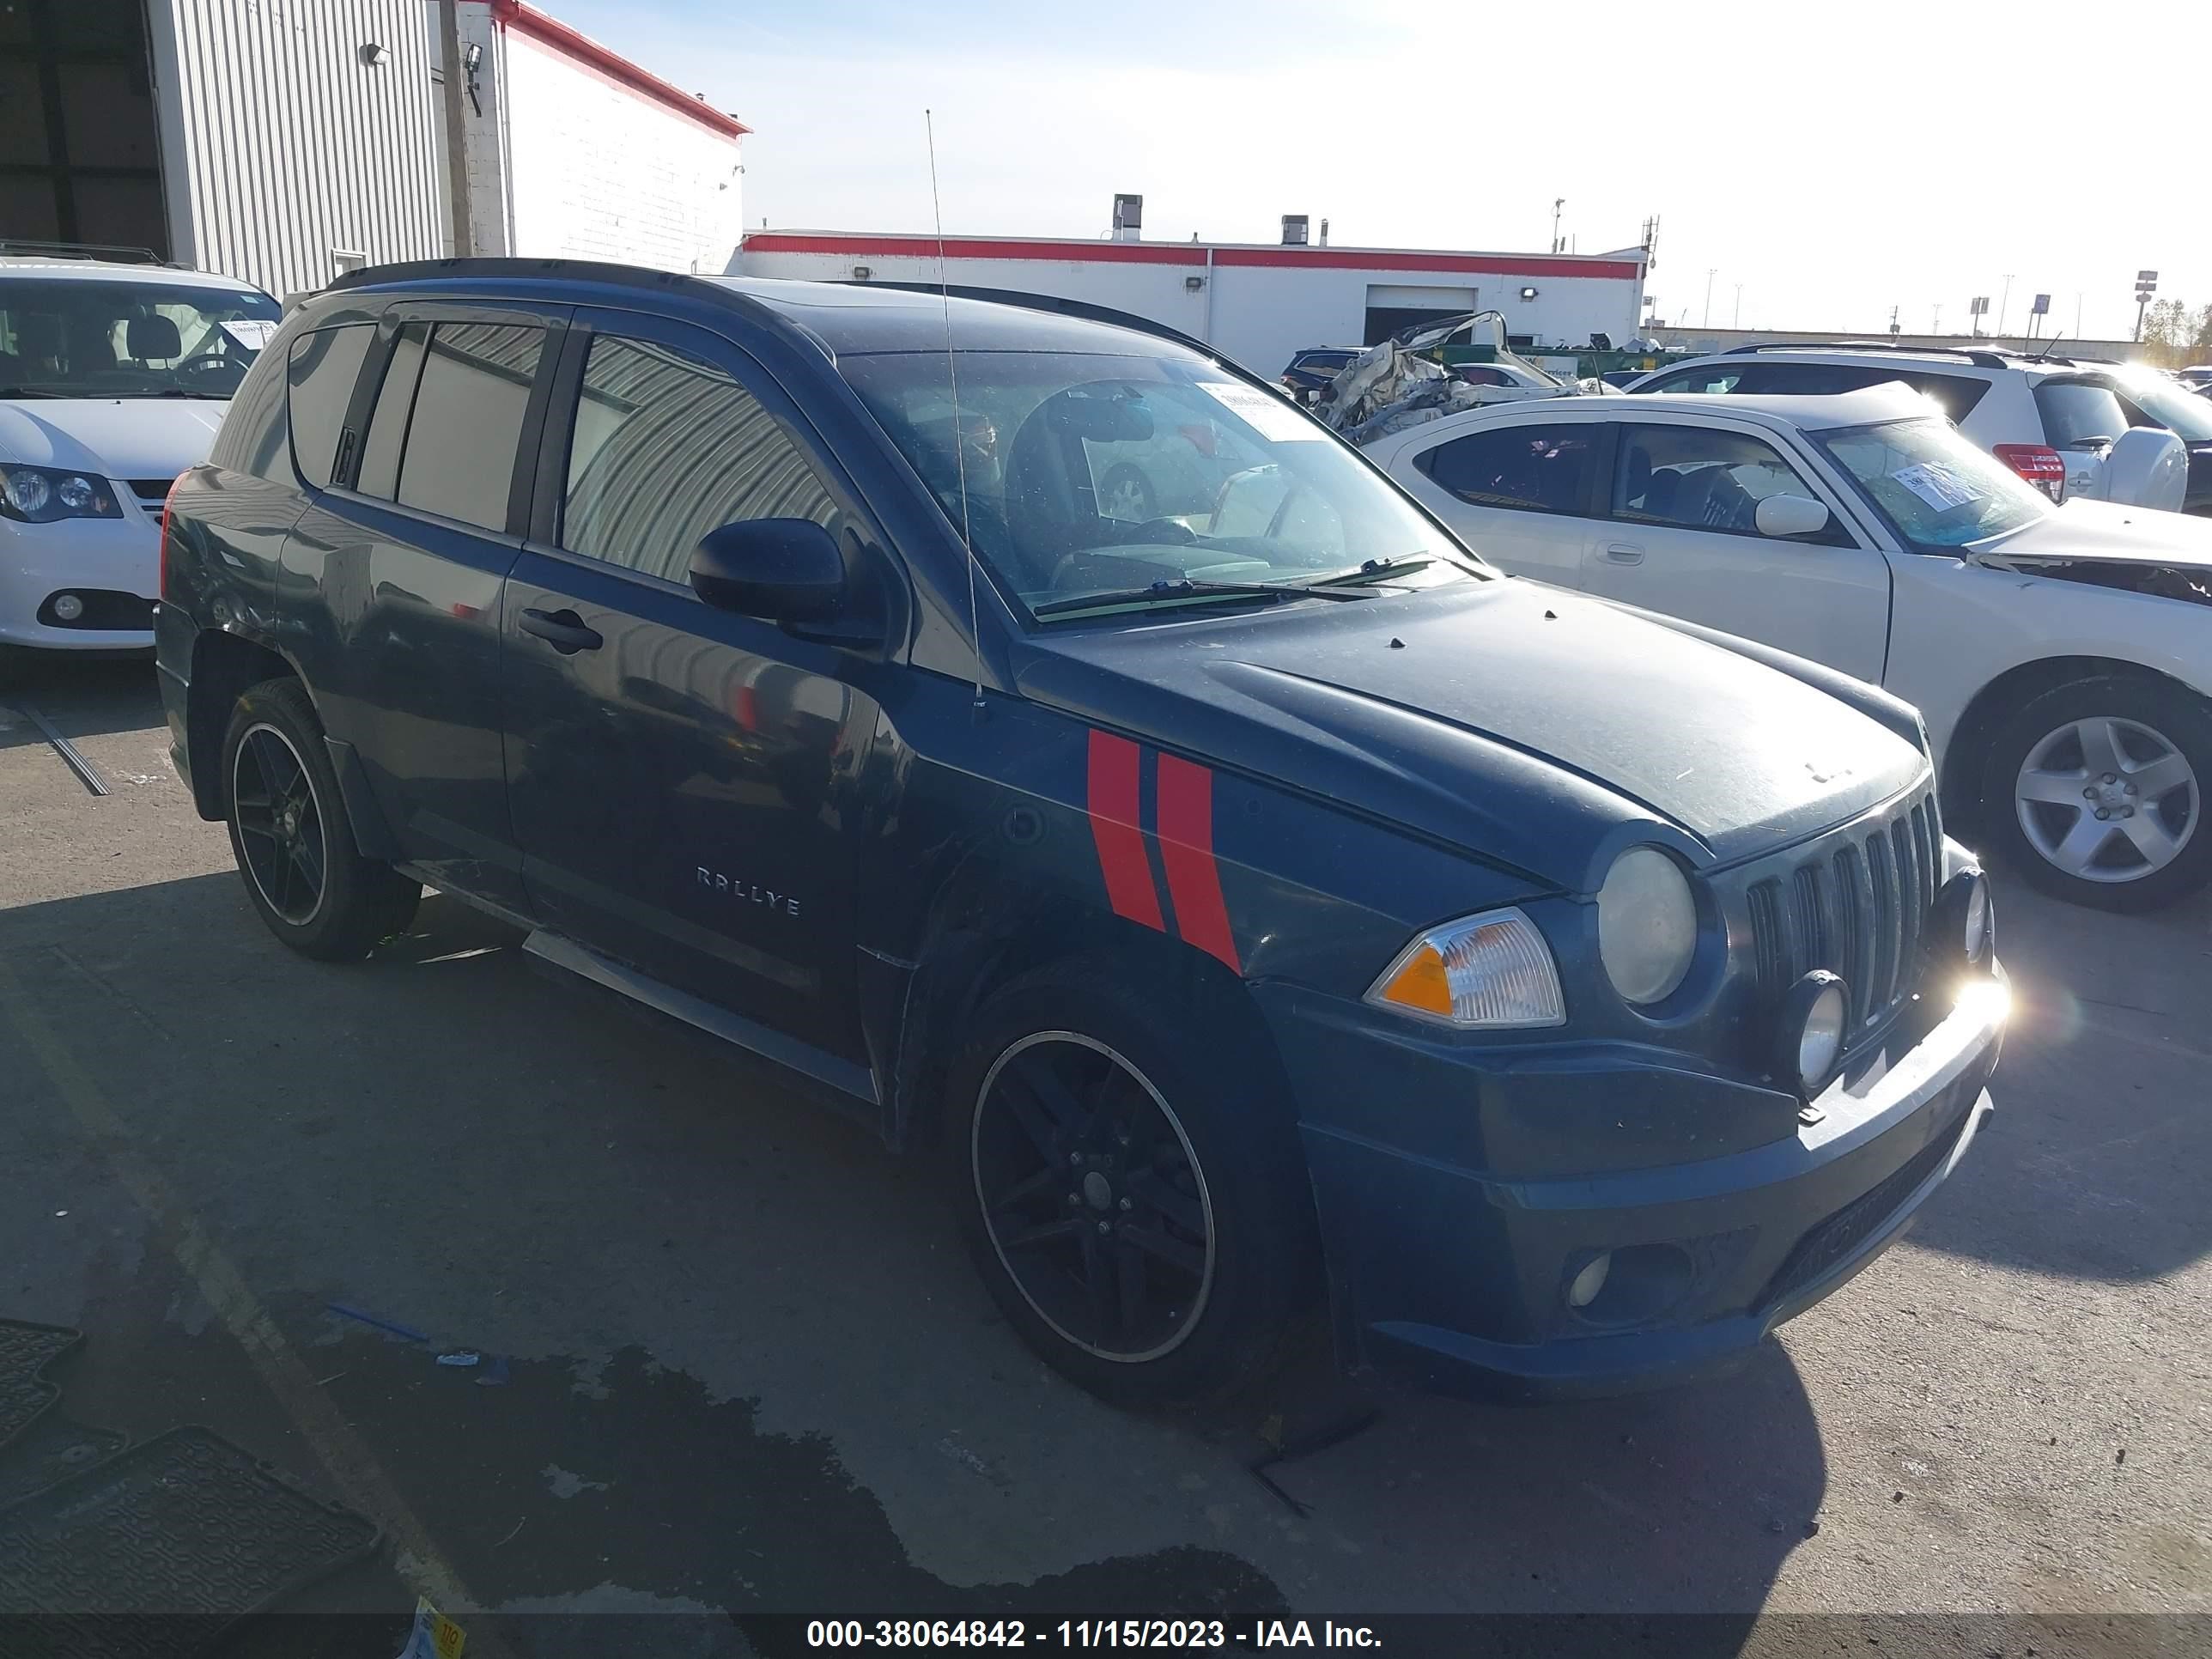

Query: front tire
945;962;1317;1409
222;677;419;959
1980;674;2210;912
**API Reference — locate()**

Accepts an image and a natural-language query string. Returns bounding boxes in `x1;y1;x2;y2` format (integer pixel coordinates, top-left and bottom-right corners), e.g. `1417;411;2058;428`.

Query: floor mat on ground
0;1412;125;1508
0;1425;380;1658
0;1321;82;1453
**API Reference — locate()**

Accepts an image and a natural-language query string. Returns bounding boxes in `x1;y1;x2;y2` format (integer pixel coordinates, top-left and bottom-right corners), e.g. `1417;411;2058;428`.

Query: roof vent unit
1280;215;1310;246
1111;194;1144;243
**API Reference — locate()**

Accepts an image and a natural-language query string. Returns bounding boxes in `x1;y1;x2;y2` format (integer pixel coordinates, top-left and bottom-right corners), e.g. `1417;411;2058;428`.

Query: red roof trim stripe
494;1;750;138
740;233;1639;281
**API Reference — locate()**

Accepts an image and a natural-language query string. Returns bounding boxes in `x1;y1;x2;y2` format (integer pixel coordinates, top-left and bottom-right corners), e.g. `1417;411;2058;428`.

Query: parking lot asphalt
3;657;2209;1653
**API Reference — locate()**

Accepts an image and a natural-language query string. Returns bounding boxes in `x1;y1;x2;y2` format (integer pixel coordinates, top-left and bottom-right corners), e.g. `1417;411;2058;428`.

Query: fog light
1566;1252;1612;1309
1777;970;1847;1096
52;592;84;622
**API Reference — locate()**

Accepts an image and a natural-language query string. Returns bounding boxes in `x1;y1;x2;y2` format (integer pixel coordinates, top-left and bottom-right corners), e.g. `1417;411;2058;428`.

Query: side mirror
690;519;849;623
1754;493;1831;539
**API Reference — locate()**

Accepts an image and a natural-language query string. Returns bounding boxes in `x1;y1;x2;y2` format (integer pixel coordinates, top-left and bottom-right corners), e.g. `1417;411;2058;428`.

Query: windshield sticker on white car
1199;380;1325;442
220;319;277;352
1892;461;1980;511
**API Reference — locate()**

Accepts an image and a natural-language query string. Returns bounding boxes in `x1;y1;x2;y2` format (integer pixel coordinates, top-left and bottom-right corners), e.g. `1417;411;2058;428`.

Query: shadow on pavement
1907;874;2212;1282
0;653;163;750
3;871;1822;1638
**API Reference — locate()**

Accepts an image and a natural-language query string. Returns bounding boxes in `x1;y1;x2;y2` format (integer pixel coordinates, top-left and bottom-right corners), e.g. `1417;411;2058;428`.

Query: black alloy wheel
970;1031;1216;1364
231;722;329;926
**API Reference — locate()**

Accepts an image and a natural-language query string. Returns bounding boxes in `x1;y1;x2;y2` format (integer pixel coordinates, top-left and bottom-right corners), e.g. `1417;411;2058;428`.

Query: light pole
1734;283;1742;328
1552;198;1565;255
1997;274;2014;337
1704;268;1717;327
1932;302;1942;333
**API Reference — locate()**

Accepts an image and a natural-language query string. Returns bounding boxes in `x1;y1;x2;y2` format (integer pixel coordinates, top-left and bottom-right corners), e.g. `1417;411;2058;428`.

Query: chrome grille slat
1866;826;1898;1009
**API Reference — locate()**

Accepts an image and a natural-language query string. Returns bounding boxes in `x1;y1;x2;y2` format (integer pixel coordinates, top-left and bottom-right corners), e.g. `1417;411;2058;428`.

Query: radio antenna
925;108;985;715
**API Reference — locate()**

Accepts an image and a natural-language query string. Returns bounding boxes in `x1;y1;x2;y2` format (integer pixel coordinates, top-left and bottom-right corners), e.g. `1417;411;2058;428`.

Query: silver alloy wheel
231;721;331;925
1101;472;1152;522
971;1030;1217;1364
2014;714;2199;883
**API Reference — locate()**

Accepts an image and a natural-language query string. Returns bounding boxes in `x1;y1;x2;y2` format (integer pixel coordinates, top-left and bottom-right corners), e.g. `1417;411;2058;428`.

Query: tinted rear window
285;324;373;489
1417;422;1597;513
393;322;544;532
2034;380;2130;449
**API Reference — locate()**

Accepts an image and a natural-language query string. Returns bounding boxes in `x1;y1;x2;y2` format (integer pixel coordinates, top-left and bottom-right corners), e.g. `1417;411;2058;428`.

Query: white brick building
435;1;749;274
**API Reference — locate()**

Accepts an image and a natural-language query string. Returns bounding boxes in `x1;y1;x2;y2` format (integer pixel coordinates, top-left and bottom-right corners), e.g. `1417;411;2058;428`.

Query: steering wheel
174;352;238;381
1125;517;1195;545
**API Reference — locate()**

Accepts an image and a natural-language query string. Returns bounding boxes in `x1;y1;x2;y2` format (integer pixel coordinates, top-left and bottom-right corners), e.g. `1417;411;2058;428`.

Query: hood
1013;579;1926;892
0;398;228;482
1974;497;2212;572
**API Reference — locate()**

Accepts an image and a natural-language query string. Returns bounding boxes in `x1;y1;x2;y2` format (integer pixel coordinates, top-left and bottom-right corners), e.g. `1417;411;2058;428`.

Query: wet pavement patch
308;1319;1290;1634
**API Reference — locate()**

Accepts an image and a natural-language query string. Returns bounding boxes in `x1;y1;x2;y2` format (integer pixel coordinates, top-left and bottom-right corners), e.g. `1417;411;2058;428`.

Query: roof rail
0;238;171;265
851;281;1232;364
1722;340;2012;369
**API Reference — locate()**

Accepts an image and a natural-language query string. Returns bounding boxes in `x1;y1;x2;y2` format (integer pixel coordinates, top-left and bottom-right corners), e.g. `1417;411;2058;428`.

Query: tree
2140;298;2195;367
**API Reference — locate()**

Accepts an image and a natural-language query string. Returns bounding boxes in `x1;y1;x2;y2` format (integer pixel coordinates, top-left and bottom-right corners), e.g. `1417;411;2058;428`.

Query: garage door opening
0;0;167;257
1363;283;1478;346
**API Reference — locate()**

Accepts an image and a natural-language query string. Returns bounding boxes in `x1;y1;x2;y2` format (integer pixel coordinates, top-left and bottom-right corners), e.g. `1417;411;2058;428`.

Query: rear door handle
517;607;603;654
1602;542;1645;565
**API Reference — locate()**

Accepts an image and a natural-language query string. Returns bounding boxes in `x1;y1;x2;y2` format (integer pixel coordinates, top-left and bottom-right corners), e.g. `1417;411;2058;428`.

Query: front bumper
0;512;158;650
1262;971;2006;1401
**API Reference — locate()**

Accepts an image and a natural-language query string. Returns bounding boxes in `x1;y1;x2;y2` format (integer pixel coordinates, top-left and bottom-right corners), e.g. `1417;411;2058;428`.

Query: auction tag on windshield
1198;380;1325;441
1892;461;1979;510
220;319;277;351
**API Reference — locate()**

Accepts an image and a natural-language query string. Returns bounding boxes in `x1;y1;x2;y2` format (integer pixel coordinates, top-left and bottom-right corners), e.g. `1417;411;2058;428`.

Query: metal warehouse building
2;0;745;299
737;208;1651;382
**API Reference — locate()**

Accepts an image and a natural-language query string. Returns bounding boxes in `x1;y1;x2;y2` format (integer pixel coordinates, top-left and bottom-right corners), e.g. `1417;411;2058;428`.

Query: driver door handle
518;607;603;654
1602;542;1645;565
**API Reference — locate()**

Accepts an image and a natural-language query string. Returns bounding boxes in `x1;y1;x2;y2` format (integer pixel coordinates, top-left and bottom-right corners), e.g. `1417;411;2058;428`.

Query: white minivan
1;251;277;670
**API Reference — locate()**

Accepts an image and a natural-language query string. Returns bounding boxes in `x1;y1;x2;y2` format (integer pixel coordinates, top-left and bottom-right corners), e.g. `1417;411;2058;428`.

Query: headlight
1367;907;1566;1029
0;464;121;524
1934;870;1992;964
1595;847;1698;1005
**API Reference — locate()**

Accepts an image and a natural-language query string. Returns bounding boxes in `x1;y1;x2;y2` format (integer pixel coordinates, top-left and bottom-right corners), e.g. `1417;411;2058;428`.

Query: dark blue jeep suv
155;259;2005;1407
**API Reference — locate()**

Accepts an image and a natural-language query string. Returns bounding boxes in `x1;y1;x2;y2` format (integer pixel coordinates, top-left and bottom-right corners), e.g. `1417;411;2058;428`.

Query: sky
551;0;2212;344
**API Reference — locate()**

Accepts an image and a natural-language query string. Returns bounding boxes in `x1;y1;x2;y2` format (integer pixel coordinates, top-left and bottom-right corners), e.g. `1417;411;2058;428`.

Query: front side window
0;278;276;399
1814;417;2050;550
562;333;840;582
841;348;1476;617
1417;422;1597;514
1614;422;1838;539
286;324;374;489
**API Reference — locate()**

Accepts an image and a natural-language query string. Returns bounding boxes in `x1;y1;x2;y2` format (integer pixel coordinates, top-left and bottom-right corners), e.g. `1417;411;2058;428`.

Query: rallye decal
1084;732;1242;974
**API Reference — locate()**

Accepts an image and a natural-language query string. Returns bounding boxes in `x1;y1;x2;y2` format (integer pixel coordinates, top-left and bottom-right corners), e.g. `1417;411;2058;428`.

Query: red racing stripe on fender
1154;754;1242;972
1086;731;1164;931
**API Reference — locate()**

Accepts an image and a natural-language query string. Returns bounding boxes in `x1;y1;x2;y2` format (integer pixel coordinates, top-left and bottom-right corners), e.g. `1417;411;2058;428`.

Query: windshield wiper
0;387;69;399
1311;556;1441;586
1031;577;1378;619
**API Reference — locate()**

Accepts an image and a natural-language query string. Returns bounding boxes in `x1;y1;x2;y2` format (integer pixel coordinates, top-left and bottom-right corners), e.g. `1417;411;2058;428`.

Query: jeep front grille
1744;791;1942;1041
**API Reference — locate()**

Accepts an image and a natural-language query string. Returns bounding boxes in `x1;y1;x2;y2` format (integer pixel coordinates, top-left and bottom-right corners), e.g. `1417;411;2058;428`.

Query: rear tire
1978;673;2211;912
944;959;1318;1410
221;677;419;959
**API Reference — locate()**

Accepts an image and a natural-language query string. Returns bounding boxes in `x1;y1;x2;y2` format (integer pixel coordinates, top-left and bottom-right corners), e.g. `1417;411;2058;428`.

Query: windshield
1814;416;2051;550
840;348;1478;617
2112;374;2212;443
0;277;279;399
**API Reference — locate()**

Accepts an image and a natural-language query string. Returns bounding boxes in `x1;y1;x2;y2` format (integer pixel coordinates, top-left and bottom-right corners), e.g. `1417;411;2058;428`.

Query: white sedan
1366;383;2212;911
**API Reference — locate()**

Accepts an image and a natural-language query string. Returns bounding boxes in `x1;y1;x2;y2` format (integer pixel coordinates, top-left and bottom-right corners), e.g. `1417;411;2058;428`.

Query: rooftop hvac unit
1280;215;1310;246
1112;194;1143;242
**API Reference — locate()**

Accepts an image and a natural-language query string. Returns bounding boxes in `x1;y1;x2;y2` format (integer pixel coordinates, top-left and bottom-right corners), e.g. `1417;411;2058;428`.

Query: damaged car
1315;311;1608;446
1370;383;2212;910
